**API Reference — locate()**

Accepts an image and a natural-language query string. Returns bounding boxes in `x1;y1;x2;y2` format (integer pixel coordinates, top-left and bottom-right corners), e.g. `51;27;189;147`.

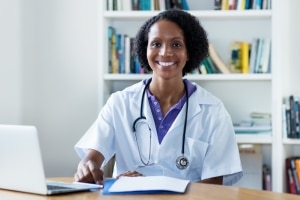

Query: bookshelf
279;0;300;195
97;0;297;193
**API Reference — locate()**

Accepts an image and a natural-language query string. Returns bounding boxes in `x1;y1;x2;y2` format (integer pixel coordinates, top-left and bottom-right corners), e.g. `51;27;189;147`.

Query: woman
74;9;242;186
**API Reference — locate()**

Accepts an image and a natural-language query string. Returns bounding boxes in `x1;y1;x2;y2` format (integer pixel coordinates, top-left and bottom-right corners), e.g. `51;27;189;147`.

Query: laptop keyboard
47;184;73;190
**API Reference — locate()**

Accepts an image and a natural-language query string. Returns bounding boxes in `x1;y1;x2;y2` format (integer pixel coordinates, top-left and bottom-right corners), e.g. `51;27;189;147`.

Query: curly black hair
134;9;208;76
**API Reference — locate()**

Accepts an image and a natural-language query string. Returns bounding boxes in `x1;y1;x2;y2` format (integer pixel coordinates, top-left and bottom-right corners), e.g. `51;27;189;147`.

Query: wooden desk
0;177;299;200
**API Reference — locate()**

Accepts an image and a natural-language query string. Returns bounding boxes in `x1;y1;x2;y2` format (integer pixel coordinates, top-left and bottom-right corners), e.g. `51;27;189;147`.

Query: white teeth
158;62;174;67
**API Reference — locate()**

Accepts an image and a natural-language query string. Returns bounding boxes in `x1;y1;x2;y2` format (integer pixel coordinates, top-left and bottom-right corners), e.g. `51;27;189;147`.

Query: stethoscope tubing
133;79;189;169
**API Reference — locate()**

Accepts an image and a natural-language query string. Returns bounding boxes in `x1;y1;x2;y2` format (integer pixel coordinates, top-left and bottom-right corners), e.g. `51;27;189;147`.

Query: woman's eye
151;42;161;47
173;43;182;48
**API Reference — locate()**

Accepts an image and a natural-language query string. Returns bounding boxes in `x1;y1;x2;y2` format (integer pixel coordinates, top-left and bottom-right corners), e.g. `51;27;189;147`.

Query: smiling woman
135;9;208;76
146;20;188;83
74;9;243;187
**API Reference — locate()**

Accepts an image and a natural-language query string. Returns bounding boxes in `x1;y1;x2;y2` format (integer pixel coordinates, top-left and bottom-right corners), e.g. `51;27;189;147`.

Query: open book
102;176;190;195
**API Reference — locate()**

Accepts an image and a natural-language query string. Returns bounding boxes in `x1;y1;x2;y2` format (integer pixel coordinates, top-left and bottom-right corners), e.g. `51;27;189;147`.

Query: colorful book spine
249;38;259;73
214;0;222;10
241;42;249;74
260;38;271;73
254;38;264;73
286;157;297;194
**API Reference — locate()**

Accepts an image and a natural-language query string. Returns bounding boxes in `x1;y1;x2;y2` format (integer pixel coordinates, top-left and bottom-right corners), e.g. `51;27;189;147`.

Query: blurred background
0;0;99;176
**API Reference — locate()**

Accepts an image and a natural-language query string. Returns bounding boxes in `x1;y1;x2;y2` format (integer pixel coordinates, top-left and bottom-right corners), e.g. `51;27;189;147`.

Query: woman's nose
158;46;173;57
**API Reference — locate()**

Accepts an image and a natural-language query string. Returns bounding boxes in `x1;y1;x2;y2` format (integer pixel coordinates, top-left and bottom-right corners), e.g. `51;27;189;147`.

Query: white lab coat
75;80;243;185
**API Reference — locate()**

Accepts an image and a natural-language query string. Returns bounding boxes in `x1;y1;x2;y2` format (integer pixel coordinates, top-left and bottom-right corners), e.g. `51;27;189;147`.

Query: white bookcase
97;0;299;193
279;0;300;195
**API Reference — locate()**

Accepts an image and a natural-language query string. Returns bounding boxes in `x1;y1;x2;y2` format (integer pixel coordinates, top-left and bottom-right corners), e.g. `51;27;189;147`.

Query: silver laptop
0;124;102;195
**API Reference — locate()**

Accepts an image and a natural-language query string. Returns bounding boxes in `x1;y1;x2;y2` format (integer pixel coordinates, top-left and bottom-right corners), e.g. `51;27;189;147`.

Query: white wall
0;0;22;124
0;0;99;176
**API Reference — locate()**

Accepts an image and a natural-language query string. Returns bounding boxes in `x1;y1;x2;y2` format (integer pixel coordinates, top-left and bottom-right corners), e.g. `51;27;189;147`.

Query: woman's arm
199;176;223;185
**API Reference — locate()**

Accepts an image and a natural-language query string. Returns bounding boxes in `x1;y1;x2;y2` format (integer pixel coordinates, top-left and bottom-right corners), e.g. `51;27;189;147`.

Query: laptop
0;124;102;195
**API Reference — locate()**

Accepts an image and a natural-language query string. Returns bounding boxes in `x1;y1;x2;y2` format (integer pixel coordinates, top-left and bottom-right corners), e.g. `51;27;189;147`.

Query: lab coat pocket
185;137;209;171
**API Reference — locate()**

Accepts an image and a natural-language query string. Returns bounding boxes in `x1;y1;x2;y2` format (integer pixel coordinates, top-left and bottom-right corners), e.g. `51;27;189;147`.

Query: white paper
108;176;189;193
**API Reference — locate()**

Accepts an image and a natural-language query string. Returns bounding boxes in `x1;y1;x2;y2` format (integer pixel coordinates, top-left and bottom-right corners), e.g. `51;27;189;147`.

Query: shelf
283;138;300;145
236;133;272;144
103;73;272;81
103;10;272;20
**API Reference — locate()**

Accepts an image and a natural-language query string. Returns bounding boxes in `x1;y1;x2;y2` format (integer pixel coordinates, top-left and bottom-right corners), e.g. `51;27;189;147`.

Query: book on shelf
283;95;300;139
249;38;259;74
286;157;300;194
262;164;272;191
214;0;222;10
233;112;272;134
108;26;119;74
240;41;249;74
229;0;236;10
206;56;221;74
282;103;288;139
295;159;300;190
254;0;263;10
198;64;207;74
108;26;152;75
158;0;166;10
283;98;292;139
124;35;131;74
245;0;253;9
181;0;189;10
170;0;183;9
139;0;151;10
229;41;242;73
108;26;114;73
117;33;125;74
254;38;264;73
200;56;221;74
219;0;271;10
236;0;246;10
112;0;121;10
230;38;271;74
221;0;229;10
200;59;212;74
285;158;297;194
153;0;159;10
129;38;136;73
234;124;271;134
123;0;132;11
250;112;271;119
208;43;231;74
106;0;189;11
246;37;272;74
259;38;271;73
132;0;139;10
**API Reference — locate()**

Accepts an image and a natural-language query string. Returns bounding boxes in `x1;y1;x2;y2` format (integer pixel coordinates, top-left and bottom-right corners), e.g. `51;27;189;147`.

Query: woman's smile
156;61;176;69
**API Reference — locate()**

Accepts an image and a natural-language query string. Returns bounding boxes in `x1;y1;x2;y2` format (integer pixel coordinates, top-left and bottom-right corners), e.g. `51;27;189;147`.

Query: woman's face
147;19;188;80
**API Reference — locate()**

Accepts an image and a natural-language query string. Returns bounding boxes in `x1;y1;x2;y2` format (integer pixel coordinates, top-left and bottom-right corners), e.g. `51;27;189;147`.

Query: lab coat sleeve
200;103;243;185
74;94;116;166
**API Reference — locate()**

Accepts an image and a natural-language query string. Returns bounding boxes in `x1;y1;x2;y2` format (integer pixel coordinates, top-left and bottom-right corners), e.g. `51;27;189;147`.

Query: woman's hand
116;171;143;178
74;159;104;185
74;149;104;185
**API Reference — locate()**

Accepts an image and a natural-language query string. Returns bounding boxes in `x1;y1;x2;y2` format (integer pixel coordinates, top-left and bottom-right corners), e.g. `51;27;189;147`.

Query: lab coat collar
163;84;220;134
129;81;218;138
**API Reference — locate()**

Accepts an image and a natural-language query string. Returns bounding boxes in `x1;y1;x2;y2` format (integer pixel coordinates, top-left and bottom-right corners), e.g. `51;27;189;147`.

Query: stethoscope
132;80;189;170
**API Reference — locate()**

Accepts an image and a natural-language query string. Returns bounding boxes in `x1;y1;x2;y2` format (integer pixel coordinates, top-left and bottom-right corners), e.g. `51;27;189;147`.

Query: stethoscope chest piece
176;155;189;170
